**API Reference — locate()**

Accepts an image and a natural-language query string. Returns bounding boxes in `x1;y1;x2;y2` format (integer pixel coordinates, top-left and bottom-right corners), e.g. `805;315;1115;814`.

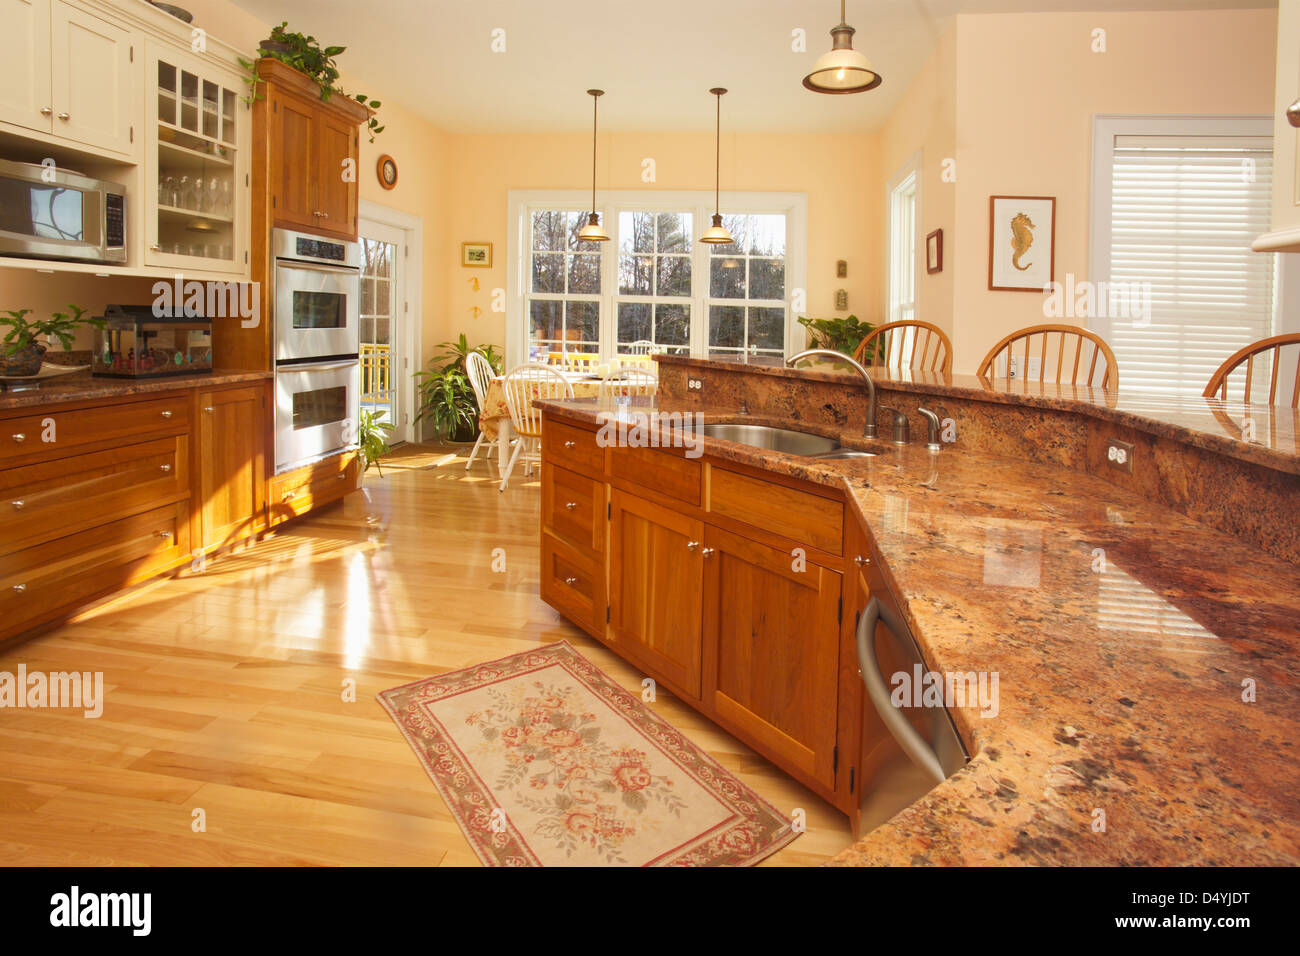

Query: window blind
1107;138;1275;396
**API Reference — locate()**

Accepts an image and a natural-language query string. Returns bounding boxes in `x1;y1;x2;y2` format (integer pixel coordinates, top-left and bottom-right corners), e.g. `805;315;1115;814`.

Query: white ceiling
227;0;1275;134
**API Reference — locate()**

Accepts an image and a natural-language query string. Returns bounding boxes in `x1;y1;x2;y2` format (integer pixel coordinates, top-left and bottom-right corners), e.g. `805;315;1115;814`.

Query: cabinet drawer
610;445;702;507
0;502;190;640
544;419;604;476
540;531;604;640
268;453;358;525
708;466;843;555
0;436;188;555
542;462;603;554
0;396;189;465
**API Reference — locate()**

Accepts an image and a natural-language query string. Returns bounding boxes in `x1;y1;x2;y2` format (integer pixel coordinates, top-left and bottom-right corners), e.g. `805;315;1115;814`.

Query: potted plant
1;305;104;377
357;408;396;477
413;335;503;444
797;314;877;362
238;22;384;141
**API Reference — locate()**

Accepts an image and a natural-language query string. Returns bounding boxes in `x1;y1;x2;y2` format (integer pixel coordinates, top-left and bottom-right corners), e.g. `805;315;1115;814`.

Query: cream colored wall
947;9;1277;374
877;27;956;343
437;130;880;359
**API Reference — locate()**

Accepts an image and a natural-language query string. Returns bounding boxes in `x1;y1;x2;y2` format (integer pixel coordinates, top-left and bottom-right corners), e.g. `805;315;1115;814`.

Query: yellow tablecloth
478;377;603;441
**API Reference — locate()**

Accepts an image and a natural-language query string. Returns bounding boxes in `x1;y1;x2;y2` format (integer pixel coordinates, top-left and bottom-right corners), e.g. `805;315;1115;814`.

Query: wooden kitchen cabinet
196;384;267;551
702;526;843;789
258;59;365;241
608;489;705;699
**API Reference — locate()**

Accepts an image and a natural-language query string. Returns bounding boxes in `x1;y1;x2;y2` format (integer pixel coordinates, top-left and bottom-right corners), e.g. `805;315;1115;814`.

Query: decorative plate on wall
377;155;398;190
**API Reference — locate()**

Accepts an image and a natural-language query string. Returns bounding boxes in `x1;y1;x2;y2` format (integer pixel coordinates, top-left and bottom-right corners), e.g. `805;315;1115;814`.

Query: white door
359;221;410;444
0;0;52;135
50;0;133;156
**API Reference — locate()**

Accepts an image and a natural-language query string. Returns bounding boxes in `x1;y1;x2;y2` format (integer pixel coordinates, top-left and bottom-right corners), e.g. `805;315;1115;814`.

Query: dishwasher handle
857;596;947;786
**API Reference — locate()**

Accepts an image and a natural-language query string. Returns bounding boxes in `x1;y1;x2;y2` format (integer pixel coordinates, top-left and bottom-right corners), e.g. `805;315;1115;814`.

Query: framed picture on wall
462;242;493;268
987;196;1055;291
926;229;943;274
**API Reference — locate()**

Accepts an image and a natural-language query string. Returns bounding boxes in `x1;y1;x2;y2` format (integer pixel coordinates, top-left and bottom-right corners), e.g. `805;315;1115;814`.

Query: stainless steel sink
700;423;876;459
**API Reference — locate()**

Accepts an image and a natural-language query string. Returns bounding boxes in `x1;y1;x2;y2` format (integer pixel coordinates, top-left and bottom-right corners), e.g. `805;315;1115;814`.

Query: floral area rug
377;641;798;866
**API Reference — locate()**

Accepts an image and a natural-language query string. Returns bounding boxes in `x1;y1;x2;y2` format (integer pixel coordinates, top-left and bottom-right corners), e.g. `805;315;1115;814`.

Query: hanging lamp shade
700;87;733;245
577;89;609;242
803;1;881;94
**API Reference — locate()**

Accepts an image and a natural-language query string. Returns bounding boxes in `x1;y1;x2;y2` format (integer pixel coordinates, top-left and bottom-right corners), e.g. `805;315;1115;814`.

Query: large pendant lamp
803;1;882;94
699;87;733;245
576;89;609;242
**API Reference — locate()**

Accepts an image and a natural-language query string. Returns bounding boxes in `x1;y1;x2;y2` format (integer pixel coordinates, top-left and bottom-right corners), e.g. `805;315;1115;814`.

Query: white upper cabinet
50;0;134;155
0;0;53;134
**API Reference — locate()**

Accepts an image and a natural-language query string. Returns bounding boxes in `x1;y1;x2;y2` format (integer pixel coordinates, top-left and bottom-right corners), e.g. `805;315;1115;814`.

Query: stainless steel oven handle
275;259;361;277
279;359;358;372
857;596;947;786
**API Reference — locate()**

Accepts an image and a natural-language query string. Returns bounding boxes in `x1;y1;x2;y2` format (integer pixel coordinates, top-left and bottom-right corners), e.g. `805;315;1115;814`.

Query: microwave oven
0;158;126;264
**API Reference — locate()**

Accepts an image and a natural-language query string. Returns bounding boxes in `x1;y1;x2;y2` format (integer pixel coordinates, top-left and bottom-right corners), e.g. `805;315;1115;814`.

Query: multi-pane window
526;210;604;362
615;211;692;355
887;170;917;325
706;213;787;364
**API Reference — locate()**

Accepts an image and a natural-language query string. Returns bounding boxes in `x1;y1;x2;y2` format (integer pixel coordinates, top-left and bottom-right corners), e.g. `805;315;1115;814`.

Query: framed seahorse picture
988;196;1056;291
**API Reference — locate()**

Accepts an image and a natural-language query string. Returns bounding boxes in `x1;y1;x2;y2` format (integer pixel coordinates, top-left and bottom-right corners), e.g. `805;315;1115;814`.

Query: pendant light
576;89;609;242
803;0;882;94
699;87;733;245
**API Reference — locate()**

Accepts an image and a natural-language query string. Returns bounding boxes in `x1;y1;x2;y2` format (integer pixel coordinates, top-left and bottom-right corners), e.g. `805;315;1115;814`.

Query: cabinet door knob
283;490;297;500
855;554;870;567
160;410;173;418
563;576;577;586
40;107;52;116
563;440;576;449
12;433;25;443
686;540;700;551
150;243;162;251
337;472;347;479
204;406;215;413
701;547;716;558
156;530;173;539
319;212;329;219
564;501;578;511
12;584;26;594
11;500;24;510
159;464;172;473
57;111;70;121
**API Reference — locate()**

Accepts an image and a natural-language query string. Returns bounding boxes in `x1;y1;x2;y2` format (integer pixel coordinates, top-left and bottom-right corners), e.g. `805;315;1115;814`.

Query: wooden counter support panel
702;526;842;789
709;465;844;555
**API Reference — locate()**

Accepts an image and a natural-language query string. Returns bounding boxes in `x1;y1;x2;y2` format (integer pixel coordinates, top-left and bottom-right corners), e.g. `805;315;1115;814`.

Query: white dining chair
464;350;498;470
599;367;658;399
624;340;655;355
499;363;574;491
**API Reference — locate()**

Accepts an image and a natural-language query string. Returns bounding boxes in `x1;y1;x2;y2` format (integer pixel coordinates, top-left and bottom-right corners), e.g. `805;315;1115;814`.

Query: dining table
477;370;604;477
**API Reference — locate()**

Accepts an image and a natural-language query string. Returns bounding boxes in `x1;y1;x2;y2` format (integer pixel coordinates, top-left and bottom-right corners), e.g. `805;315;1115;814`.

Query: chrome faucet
918;407;943;452
786;348;879;439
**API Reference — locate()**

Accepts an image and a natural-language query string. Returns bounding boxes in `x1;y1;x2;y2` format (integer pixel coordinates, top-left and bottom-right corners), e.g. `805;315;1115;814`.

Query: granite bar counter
537;373;1300;866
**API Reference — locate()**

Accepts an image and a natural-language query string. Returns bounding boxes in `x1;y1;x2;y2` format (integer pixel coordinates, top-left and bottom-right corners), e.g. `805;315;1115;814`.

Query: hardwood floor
0;444;855;866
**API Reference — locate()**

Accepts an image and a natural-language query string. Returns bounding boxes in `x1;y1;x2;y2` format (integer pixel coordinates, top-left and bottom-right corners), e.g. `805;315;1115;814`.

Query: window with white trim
887;165;918;326
1092;116;1277;397
511;191;806;367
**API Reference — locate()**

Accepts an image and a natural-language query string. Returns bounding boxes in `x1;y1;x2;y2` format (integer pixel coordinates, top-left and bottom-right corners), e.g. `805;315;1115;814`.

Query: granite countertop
539;395;1300;866
0;369;273;412
656;355;1300;475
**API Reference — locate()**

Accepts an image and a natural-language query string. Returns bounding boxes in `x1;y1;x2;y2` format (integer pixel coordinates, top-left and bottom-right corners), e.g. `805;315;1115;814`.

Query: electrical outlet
1105;437;1134;474
688;378;703;391
1004;355;1042;380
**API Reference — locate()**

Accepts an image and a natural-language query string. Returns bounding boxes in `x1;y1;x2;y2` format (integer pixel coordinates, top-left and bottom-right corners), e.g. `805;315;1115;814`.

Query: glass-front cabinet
144;42;248;275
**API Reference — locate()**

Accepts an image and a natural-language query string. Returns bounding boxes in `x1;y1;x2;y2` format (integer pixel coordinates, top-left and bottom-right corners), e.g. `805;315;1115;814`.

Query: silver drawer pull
337;472;347;479
563;440;576;449
57;111;70;120
855;554;870;567
701;547;715;558
686;540;699;551
160;464;172;473
12;584;26;593
564;501;578;511
40;107;52;116
11;500;24;510
156;531;173;539
12;433;25;443
160;410;173;418
203;407;214;413
283;490;298;500
563;576;577;586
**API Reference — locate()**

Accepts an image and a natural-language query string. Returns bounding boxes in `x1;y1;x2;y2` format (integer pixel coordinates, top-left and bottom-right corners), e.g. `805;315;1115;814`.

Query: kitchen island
536;357;1300;866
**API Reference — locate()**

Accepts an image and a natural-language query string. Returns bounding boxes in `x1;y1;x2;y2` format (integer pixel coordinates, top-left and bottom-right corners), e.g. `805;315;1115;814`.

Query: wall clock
377;155;398;190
